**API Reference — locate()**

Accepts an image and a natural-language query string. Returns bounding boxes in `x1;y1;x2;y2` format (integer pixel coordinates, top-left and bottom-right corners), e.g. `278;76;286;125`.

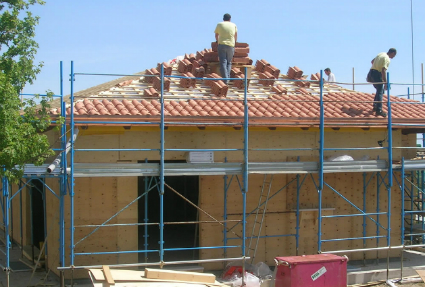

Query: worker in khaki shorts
368;48;397;117
214;13;237;84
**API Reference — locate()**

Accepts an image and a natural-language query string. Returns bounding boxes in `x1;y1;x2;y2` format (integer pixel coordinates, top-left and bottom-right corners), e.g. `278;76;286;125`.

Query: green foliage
0;0;55;183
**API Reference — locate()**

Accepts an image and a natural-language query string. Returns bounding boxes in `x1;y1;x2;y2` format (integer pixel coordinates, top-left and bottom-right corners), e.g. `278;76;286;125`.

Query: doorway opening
138;161;199;263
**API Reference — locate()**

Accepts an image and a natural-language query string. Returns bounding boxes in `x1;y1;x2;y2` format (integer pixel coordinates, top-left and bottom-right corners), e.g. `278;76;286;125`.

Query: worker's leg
371;70;383;111
373;83;384;111
218;44;234;83
226;46;234;81
218;44;228;82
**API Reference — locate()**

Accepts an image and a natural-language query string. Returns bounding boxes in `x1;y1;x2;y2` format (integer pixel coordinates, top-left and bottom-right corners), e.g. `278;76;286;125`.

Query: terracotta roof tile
46;49;425;128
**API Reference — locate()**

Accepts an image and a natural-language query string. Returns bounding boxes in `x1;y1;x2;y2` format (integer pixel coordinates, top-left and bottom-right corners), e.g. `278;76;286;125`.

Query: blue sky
24;0;425;100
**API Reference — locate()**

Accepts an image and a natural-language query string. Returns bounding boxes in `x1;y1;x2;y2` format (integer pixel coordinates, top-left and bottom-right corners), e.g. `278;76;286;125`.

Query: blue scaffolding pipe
401;158;405;245
241;67;249;261
363;172;367;263
2;172;10;285
318;70;324;253
322;212;387;218
72;121;162;125
159;64;165;263
76;148;160;152
223;158;229;260
386;72;392;251
404;210;425;214
70;61;76;266
76;250;159;256
410;171;414;243
144;159;149;263
323;147;386;151
321;235;387;242
76;246;241;256
296;170;307;255
376;172;381;261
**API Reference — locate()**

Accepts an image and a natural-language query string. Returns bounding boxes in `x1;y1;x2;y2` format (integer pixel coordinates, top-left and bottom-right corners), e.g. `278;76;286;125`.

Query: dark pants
370;69;384;111
218;44;234;83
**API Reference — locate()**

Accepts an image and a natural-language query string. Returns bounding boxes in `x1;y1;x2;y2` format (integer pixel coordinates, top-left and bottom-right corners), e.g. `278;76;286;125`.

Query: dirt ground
373;284;425;287
355;281;425;287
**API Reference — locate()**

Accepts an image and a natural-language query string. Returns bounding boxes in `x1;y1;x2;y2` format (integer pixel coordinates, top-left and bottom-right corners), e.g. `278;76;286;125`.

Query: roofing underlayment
49;43;425;129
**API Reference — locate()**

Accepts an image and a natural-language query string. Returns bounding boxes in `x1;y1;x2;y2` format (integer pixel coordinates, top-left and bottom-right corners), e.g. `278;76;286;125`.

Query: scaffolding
1;62;425;287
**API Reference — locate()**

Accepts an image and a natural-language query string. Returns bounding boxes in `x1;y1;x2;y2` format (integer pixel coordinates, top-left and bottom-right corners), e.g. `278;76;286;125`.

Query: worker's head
324;68;331;76
223;13;231;21
387;48;397;59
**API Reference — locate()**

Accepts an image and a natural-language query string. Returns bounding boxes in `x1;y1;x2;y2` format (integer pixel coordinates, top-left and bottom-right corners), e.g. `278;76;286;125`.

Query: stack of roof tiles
310;72;321;82
191;59;206;78
255;59;281;86
287;66;303;79
230;67;247;89
204;73;228;97
156;62;172;75
204;42;252;65
179;72;196;88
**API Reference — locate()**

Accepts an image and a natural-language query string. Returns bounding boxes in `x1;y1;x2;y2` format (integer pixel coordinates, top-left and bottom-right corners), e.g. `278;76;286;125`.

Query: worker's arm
381;67;388;90
215;33;219;42
235;32;237;43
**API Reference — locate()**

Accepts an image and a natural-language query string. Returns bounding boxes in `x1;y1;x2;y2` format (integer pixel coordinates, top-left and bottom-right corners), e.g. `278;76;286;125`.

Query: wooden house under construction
2;42;425;279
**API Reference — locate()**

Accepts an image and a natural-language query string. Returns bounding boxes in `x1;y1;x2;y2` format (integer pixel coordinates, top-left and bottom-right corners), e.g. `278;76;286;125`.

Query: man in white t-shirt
324;68;335;83
214;13;237;83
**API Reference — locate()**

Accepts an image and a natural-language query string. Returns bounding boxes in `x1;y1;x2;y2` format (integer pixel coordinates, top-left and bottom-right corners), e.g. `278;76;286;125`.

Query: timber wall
1;127;415;276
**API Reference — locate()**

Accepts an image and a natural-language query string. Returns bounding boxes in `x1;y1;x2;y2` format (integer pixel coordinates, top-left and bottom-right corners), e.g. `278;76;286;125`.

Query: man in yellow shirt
214;13;237;84
369;48;397;117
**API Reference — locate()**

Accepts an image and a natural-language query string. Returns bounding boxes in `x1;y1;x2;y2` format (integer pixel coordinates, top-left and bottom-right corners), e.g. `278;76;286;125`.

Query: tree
0;0;54;182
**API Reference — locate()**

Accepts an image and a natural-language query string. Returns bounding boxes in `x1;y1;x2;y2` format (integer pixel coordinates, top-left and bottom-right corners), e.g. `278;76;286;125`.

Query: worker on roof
214;13;237;84
324;68;336;83
368;48;397;118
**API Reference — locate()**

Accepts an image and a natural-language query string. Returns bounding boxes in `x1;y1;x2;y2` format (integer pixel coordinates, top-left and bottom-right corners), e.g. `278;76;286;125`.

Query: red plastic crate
275;254;347;287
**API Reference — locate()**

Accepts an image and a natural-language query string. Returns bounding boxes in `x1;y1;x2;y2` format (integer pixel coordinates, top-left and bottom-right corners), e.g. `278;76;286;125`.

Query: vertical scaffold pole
296;171;300;256
318;70;324;253
60;60;66;287
422;63;424;148
19;181;23;259
223;157;228;262
422;64;425;244
362;172;367;266
159;64;165;265
401;158;405;279
386;72;392;280
60;100;66;287
376;172;380;263
3;173;10;287
144;158;149;263
70;61;76;269
241;68;249;284
410;172;414;243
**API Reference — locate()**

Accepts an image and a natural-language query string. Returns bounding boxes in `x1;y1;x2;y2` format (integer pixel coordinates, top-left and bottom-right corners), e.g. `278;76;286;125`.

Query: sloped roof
49;46;425;130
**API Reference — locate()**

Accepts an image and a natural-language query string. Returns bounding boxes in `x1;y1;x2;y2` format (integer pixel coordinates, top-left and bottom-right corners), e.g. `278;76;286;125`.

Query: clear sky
24;0;425;100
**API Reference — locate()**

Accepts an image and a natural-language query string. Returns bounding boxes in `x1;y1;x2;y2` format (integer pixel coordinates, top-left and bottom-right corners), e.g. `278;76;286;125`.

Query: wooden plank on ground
416;269;425;282
144;268;215;284
89;271;211;287
102;265;115;285
89;269;224;286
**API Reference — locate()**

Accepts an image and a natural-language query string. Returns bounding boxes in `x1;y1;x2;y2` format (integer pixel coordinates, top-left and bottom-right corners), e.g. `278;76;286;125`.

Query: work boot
375;110;387;117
